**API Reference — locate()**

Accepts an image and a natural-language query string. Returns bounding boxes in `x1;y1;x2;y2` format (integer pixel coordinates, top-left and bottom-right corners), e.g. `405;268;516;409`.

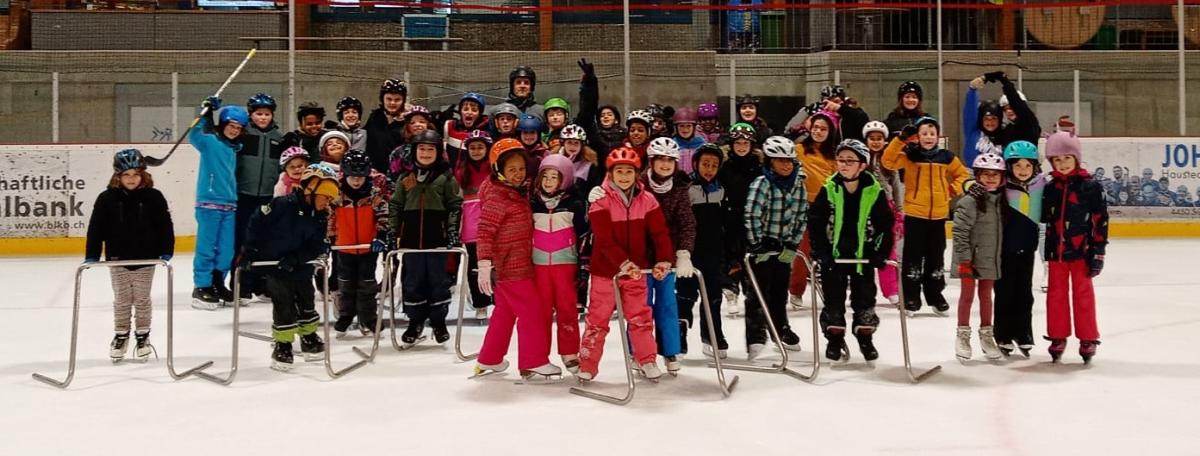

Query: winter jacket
642;171;697;254
455;157;490;244
564;146;603;196
673;134;707;174
796;143;837;203
836;104;871;142
884;110;923;140
243;190;328;277
881;137;970;221
281;129;323;164
718;147;762;262
238;122;284;197
740;117;774;145
388;162;463;250
808;172;894;274
588;180;675;278
688;176;726;263
1042;169;1108;263
532;188;589;266
744;166;807;250
189;116;240;207
588;104;627;169
365;107;405;174
869;154;904;212
85;186;175;265
962;87;1004;168
330;172;390;255
1002;173;1047;255
952;189;1005;280
443;116;489;168
337;122;368;153
476;179;535;281
996;77;1042;148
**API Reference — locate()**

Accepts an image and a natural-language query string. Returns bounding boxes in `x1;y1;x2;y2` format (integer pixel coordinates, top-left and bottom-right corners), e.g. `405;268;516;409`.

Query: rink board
0;139;1199;256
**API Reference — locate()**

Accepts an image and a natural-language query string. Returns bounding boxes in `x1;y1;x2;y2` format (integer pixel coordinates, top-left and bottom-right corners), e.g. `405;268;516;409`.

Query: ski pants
994;249;1036;346
819;264;879;339
400;252;452;329
193;206;235;288
648;272;681;358
744;254;793;346
1046;260;1100;341
579;274;657;377
478;278;551;370
268;270;319;343
335;252;379;329
901;217;948;309
677;252;726;346
535;264;580;356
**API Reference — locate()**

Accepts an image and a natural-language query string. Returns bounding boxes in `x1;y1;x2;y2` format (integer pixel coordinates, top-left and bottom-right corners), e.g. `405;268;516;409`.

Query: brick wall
31;10;286;50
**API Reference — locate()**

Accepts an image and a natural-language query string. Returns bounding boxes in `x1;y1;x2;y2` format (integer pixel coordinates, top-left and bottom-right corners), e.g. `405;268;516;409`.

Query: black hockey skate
400;323;427;350
191;287;221;311
825;335;850;363
1045;336;1067;363
212;272;236;305
855;332;879;363
431;323;451;345
997;341;1016;358
929;299;951;317
334;315;356;339
300;333;325;362
271;342;294;372
109;333;130;363
1079;340;1101;364
777;326;802;352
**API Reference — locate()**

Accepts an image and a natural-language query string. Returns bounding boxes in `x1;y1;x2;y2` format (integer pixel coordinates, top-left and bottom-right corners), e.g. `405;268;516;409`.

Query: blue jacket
243;190;329;277
962;88;1002;167
189;117;240;206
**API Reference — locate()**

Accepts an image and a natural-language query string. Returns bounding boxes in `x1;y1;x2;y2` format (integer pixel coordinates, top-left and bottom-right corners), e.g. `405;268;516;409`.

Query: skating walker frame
33;259;185;389
356;247;474;362
570;269;738;406
829;259;941;383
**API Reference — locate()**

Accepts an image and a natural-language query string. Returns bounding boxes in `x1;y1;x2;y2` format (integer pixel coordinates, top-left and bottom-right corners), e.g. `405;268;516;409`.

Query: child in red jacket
329;150;390;338
473;139;560;379
578;146;675;382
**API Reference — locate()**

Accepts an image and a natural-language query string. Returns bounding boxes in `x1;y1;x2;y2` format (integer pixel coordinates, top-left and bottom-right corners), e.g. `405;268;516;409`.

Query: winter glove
984;71;1008;83
777;248;797;265
900;124;918;142
619;260;642;280
159;254;173;262
674;251;695;278
202;96;222;111
587;186;606;204
652;262;672;280
370;239;387;253
477;260;494;296
1088;255;1104;278
578;58;595;79
969;77;986;90
958;261;976;277
83;257;99;264
964;180;988;198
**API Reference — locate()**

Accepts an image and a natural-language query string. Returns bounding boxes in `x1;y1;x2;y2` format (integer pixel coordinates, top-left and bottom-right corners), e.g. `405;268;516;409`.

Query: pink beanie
1044;131;1081;160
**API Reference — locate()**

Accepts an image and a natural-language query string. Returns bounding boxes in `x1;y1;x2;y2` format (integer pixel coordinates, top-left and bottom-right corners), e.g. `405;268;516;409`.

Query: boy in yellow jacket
881;116;969;316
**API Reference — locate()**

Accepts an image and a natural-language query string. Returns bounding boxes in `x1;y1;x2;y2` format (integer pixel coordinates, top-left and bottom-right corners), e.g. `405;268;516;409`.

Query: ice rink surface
2;239;1198;455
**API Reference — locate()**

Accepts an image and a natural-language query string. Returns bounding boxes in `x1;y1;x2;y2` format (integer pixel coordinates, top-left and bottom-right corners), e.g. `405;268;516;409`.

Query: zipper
1056;180;1068;260
418;187;426;249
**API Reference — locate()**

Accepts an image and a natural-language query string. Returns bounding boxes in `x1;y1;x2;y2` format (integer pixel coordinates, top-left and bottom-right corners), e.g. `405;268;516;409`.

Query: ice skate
471;359;509;378
747;343;766;361
1079;340;1100;364
997;341;1016;358
474;307;488;321
664;356;681;376
358;323;376;338
399;323;427;350
519;363;563;383
191;287;221;311
955;326;973;361
825;336;850;364
635;362;664;382
562;355;580;374
576;371;595;383
271;342;294;372
431;323;451;345
903;299;921;317
723;289;742;316
855;327;879;363
777;326;802;352
132;331;153;362
979;326;1002;361
1018;343;1034;358
1045;337;1067;363
300;333;325;362
334;315;355;340
789;293;806;311
702;339;729;359
930;300;951;317
212;273;238;306
109;333;129;363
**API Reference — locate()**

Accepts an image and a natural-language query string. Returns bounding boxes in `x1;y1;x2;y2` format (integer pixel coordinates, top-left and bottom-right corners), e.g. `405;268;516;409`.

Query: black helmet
379;78;408;102
412;129;443;146
821;84;846;101
296;102;325;122
342;150;372;177
736;95;759;108
336;96;363;119
247;93;276;112
897;81;923;100
509;66;537;92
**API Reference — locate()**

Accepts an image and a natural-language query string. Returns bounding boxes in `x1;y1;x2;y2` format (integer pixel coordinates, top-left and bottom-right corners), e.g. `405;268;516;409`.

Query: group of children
82;65;1109;374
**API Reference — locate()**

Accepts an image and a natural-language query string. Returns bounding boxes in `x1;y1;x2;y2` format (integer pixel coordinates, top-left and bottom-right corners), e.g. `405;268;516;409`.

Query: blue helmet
517;114;543;133
247;93;276;112
113;148;145;172
219;106;250;127
459;92;486;111
1003;140;1039;161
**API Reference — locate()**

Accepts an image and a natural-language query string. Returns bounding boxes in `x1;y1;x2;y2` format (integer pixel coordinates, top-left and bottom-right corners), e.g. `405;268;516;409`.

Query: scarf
764;164;799;193
645;169;674;194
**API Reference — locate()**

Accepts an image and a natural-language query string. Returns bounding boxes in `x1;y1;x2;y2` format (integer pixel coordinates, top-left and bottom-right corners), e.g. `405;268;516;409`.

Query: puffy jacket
961;88;1004;167
1002;173;1047;255
189;116;240;206
689;177;726;262
443;116;489;168
589;104;627;170
996;78;1042;148
952;189;1005;280
365;107;405;174
388;163;463;250
1042;169;1108;262
836;104;871;142
884;110;922;140
337;122;368;153
642;171;696;254
588;180;675;278
456;158;490;244
476;179;534;281
243;190;328;277
238;122;284;197
881;137;970;221
673;134;706;174
744;167;807;250
85;186;175;264
330;172;390;255
282;129;322;163
531;188;588;266
718;147;762;262
796;143;836;203
808;172;894;274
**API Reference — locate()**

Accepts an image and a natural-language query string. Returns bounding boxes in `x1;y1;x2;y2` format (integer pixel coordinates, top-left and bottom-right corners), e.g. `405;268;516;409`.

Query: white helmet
763;135;796;160
626;109;653;127
862;121;889;139
998;91;1027;108
559;124;587;142
646;137;681;160
972;152;1007;172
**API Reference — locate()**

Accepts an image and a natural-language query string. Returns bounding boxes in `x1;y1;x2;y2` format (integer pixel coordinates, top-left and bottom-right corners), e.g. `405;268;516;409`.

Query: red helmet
605;146;641;170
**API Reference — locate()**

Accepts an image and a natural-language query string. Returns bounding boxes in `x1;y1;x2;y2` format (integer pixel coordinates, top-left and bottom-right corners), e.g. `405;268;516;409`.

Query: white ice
1;239;1197;455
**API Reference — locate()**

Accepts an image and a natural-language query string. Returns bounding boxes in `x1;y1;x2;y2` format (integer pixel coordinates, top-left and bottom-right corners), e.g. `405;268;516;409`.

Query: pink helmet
673;106;698;124
697;102;719;119
1044;131;1082;160
279;146;310;166
538;153;576;191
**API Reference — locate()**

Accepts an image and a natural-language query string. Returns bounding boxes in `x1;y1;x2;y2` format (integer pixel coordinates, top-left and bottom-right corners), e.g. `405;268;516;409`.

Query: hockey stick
144;48;258;167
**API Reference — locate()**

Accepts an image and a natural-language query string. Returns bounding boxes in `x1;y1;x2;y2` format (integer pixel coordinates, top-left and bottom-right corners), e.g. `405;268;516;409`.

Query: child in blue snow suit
190;97;247;310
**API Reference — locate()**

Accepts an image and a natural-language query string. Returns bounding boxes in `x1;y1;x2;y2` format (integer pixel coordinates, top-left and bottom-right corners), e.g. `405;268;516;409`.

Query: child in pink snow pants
578;147;675;381
473;141;560;378
864;121;903;305
531;154;589;373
